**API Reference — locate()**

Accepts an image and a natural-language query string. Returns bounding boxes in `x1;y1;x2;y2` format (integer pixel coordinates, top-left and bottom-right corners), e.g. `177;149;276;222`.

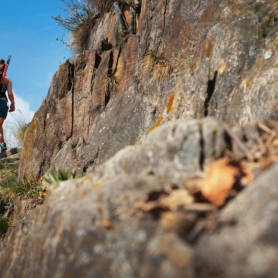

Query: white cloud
3;92;35;148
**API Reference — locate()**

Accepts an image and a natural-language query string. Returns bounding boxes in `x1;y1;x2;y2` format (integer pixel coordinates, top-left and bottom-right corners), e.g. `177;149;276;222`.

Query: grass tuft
44;166;77;185
4;110;28;148
136;50;173;85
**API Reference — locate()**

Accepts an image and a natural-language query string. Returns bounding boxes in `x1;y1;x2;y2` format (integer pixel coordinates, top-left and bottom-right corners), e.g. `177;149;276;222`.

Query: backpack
0;67;7;96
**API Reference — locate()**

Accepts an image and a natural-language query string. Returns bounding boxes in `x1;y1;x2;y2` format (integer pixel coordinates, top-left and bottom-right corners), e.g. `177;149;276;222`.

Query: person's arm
5;76;15;112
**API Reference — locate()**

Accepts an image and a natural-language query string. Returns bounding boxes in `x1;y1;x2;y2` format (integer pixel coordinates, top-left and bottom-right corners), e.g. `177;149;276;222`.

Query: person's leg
0;118;7;151
0;100;8;151
0;118;5;143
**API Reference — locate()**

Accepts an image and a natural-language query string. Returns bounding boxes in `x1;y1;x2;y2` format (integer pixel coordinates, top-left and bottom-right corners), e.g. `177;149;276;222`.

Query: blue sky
0;0;72;115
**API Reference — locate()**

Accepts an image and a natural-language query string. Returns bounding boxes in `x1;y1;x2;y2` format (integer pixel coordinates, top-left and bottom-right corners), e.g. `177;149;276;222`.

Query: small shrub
53;0;100;53
72;17;96;53
53;0;97;32
53;0;139;53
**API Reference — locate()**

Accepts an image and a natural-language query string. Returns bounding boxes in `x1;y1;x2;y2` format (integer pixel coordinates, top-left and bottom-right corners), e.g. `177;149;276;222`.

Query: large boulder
2;117;278;277
1;118;228;277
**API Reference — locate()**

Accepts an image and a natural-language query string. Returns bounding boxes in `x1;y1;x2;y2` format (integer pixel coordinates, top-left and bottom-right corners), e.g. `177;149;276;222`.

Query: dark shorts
0;100;8;119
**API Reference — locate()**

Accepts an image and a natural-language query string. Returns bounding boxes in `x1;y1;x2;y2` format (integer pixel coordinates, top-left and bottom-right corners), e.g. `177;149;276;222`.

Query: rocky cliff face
4;0;278;277
19;0;278;177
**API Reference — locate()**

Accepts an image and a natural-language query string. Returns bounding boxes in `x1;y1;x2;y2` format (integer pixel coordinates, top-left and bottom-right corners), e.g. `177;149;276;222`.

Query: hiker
0;59;15;152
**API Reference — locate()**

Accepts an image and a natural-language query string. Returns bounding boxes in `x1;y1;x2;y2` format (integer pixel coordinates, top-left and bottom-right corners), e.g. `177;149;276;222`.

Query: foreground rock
1;118;278;277
196;163;278;277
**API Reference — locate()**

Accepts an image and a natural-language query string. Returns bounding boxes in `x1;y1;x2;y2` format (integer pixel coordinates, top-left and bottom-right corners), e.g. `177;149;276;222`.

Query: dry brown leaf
159;190;194;210
200;158;240;206
101;219;113;229
134;188;193;216
160;211;196;233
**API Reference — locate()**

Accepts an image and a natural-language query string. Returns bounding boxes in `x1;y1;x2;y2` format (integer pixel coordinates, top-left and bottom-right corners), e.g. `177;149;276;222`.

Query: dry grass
0;160;44;238
53;0;100;53
72;17;96;53
4;110;28;148
105;74;119;92
136;50;173;85
172;27;203;76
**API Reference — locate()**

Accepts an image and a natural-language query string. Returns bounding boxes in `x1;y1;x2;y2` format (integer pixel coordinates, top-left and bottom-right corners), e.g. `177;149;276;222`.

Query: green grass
0;175;43;201
44;166;77;185
0;157;44;203
0;159;45;236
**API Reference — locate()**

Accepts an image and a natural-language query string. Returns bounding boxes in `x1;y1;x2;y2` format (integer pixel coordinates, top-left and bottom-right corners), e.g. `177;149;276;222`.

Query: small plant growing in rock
53;0;132;53
172;26;203;77
0;175;43;201
53;0;100;53
136;50;173;85
105;74;119;92
44;166;77;185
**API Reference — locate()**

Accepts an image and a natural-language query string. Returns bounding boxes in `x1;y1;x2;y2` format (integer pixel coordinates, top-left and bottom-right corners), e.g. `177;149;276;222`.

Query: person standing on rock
0;59;15;152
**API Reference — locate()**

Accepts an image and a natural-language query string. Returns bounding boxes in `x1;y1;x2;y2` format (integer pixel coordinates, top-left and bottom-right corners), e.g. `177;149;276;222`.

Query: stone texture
1;118;229;277
2;118;278;277
196;162;278;278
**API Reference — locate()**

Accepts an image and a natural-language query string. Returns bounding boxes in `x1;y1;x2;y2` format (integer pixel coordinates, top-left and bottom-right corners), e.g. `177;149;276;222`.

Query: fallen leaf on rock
160;211;196;234
101;219;113;229
200;158;241;206
134;188;193;216
159;189;194;211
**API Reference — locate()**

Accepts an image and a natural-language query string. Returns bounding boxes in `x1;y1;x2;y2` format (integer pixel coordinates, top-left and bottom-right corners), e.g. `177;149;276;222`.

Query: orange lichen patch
245;77;253;86
92;183;103;190
267;80;276;86
102;219;113;229
205;42;213;59
199;158;241;206
147;115;163;134
166;93;175;114
82;191;87;198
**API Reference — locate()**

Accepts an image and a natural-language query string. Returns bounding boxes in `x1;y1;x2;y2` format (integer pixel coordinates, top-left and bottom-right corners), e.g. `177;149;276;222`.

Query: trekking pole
1;55;11;83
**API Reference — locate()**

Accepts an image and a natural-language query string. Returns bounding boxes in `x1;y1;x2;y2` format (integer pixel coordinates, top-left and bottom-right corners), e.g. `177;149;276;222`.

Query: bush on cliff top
53;0;133;53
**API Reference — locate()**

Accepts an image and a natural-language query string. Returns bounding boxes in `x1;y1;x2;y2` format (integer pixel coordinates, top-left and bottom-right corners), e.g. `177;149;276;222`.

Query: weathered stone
196;162;278;278
1;118;230;277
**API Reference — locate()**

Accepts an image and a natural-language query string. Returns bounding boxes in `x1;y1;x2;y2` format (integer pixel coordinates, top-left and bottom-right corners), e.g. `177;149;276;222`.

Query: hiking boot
0;142;7;152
